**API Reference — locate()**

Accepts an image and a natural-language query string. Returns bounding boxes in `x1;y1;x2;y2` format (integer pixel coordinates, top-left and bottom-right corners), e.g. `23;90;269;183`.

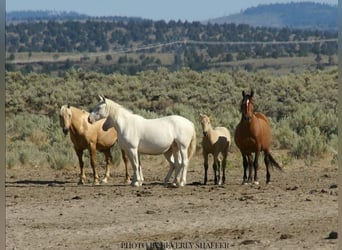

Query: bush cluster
6;67;337;168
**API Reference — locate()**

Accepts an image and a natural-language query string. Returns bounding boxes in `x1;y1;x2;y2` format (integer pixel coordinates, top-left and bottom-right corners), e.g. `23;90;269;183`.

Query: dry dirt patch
6;154;338;249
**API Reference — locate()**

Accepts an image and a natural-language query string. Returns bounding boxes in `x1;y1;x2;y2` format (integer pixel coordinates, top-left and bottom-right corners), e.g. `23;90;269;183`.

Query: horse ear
242;90;246;97
98;95;105;102
250;89;254;98
67;103;70;108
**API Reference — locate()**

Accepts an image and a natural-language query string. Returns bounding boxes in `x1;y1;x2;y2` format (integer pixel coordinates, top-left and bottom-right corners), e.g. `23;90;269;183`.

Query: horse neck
107;101;132;124
240;112;261;135
205;123;214;134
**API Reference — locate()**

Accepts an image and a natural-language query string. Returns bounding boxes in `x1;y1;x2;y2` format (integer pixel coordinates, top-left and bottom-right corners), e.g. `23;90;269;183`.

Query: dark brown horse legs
247;154;254;183
253;152;260;185
203;155;209;185
264;154;271;184
213;161;218;185
242;154;258;184
221;158;227;185
242;155;248;184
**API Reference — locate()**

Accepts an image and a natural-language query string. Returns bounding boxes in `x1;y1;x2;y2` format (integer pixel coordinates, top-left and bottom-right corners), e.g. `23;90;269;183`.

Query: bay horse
88;96;196;187
59;104;130;185
234;90;282;185
199;113;231;185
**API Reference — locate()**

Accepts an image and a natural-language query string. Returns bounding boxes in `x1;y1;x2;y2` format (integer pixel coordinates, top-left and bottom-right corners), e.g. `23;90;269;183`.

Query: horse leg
247;154;253;184
221;151;228;185
253;151;260;185
163;149;175;186
173;151;183;186
121;149;131;184
203;153;209;185
179;147;189;187
264;152;271;184
242;154;248;185
138;153;144;183
89;143;100;185
75;149;86;185
101;149;112;184
126;148;141;187
217;158;222;185
213;156;219;185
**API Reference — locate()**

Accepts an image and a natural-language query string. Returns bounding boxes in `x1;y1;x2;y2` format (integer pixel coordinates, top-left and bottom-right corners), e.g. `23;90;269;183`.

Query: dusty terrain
6;151;338;250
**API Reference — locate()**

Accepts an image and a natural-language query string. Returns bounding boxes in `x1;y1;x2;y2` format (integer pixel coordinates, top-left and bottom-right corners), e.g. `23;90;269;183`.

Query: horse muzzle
88;115;95;124
62;127;69;135
243;114;251;122
88;113;98;124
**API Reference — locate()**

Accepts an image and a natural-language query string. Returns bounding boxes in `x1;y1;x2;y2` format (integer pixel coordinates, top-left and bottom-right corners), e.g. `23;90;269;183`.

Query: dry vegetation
6;67;337;170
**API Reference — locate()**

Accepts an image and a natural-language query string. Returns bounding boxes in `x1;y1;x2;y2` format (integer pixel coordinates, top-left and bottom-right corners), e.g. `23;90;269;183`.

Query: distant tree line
5;19;337;73
6;19;337;55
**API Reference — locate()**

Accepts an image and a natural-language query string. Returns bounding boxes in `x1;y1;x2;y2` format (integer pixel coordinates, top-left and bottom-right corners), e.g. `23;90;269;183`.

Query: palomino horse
88;96;197;187
199;113;231;185
234;90;282;185
59;104;130;185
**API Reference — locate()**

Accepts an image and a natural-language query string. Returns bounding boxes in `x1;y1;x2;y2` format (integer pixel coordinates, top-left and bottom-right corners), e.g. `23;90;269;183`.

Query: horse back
255;112;272;149
213;127;231;142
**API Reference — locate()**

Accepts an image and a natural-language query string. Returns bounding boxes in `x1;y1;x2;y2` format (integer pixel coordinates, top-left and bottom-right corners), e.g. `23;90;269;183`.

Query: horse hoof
254;181;259;185
131;181;142;187
101;178;108;184
179;181;186;187
77;181;84;186
169;183;179;188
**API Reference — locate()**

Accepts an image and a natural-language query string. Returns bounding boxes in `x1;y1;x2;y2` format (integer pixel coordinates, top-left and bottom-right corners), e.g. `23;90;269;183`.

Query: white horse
88;96;197;187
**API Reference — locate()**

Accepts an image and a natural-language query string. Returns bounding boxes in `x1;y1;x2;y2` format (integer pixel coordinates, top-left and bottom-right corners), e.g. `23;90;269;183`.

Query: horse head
59;104;72;135
199;113;211;137
88;95;108;124
240;90;254;122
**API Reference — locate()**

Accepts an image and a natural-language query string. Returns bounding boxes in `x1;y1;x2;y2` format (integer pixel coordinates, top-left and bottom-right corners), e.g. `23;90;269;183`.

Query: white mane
106;98;136;120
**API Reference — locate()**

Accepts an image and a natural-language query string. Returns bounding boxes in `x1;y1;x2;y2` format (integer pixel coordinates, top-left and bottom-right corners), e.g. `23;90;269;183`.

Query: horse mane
61;105;89;115
105;98;134;121
60;105;68;116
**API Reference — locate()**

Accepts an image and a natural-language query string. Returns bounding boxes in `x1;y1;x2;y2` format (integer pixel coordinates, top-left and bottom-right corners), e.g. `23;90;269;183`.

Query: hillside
6;10;145;22
207;2;338;31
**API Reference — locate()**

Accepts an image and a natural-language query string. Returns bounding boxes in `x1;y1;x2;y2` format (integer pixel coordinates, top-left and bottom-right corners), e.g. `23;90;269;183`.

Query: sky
6;0;338;21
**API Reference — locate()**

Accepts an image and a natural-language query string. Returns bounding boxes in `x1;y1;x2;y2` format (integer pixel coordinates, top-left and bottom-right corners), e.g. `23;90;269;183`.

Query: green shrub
290;126;328;159
5;67;337;168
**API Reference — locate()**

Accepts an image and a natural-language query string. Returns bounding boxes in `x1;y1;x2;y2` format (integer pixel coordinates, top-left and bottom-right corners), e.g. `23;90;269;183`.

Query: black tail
269;153;283;171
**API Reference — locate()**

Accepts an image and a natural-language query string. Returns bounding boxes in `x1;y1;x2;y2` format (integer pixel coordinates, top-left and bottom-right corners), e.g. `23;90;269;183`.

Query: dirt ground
6;151;338;250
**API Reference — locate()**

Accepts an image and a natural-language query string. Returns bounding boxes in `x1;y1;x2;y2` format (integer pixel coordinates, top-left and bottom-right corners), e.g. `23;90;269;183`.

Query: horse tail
269;153;283;171
187;129;197;160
